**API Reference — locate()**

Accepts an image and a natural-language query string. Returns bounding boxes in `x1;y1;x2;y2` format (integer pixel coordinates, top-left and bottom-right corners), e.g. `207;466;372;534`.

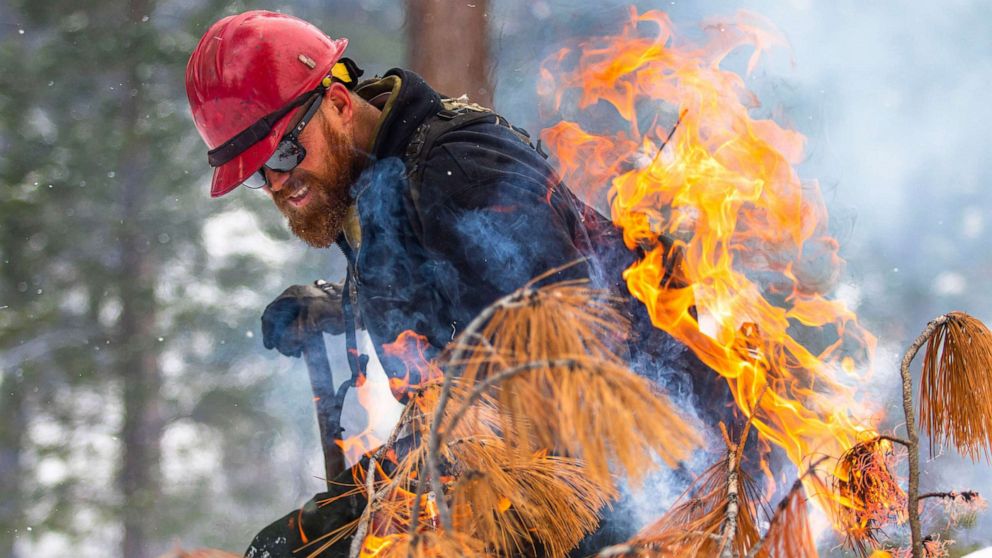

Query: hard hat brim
208;109;295;198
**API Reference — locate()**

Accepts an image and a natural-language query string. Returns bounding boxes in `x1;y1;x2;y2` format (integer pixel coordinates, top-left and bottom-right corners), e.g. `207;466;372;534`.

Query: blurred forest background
1;0;990;557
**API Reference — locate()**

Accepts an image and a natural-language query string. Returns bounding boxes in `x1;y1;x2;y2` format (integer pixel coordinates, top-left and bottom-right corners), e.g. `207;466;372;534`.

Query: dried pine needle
831;437;906;557
628;449;761;557
751;480;818;558
448;438;615;558
442;281;702;487
919;311;992;462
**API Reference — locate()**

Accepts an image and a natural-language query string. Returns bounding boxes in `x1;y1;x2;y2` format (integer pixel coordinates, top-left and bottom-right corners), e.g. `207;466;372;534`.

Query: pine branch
900;314;951;558
349;457;378;558
719;444;739;558
918;490;980;502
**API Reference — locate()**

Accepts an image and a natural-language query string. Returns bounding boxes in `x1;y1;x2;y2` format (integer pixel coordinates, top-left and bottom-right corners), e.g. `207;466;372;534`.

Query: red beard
272;126;359;248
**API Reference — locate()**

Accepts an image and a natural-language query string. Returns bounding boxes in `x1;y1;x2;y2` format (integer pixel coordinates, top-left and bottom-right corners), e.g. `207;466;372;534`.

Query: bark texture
406;0;493;107
118;1;163;556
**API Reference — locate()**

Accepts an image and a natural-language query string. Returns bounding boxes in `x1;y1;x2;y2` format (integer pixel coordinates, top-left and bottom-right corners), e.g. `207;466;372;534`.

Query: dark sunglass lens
265;139;306;172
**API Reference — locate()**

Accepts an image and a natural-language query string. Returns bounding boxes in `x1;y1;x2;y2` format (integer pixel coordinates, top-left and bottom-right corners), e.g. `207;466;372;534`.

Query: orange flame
353;460;441;558
539;7;877;488
382;330;444;400
334;331;440;463
336;430;384;466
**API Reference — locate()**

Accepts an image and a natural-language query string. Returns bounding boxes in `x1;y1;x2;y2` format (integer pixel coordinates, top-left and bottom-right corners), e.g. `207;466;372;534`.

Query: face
264;91;365;248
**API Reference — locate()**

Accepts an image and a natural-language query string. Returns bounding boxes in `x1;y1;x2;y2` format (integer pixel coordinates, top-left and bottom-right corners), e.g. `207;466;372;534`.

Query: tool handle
302;333;347;483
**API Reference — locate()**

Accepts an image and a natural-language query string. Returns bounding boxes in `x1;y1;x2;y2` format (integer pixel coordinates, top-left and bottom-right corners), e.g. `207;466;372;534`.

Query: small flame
353;460;441;558
336;429;384;466
334;331;440;462
381;330;444;400
539;6;878;514
358;533;401;558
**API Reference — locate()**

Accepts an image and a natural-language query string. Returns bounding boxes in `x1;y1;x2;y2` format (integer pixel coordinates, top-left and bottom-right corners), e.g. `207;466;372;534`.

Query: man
186;10;714;558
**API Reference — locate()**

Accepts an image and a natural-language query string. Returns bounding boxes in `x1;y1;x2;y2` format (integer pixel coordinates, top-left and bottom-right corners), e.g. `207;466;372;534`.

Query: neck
352;98;382;154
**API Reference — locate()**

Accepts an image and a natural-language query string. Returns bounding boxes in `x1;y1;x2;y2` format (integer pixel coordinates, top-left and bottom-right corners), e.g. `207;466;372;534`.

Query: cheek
306;139;343;178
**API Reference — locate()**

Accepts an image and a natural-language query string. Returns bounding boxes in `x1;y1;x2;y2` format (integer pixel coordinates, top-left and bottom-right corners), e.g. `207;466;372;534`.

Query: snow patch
202;209;291;267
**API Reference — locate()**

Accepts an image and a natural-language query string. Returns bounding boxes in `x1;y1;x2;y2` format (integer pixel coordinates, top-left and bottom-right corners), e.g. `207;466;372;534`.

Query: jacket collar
355;68;442;161
342;69;441;252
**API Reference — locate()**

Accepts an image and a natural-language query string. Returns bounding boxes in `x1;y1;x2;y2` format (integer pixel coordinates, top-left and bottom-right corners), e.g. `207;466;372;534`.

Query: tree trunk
118;1;162;557
0;373;26;558
406;0;493;107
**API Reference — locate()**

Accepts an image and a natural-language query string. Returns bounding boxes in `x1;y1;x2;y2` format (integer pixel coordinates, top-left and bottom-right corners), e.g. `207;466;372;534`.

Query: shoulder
412;112;558;205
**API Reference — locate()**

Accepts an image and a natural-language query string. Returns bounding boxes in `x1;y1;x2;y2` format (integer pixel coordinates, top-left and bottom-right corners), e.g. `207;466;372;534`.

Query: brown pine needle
627;449;762;557
831;436;907;557
448;438;615;558
361;279;703;557
442;281;702;487
919;311;992;462
750;480;818;558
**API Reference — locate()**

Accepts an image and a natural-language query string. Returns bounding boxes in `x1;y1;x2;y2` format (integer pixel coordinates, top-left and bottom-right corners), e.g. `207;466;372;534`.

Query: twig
719;385;767;558
918;490;980;502
648;108;688;168
720;444;739;558
349;457;378;558
425;371;455;531
877;434;912;449
372;399;416;462
900;314;951;558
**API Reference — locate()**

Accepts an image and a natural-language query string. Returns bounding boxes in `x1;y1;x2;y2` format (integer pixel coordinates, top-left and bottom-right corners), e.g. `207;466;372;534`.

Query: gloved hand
261;281;349;358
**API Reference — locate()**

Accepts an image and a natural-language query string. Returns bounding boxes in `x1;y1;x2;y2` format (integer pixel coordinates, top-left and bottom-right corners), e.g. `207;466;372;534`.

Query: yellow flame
539;6;877;500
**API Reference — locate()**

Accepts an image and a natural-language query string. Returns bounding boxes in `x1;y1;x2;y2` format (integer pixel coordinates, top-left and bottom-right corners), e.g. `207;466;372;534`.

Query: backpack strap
403;98;498;183
401;98;546;238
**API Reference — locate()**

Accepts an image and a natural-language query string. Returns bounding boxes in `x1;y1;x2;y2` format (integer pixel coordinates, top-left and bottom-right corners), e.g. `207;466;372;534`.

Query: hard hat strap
207;85;324;168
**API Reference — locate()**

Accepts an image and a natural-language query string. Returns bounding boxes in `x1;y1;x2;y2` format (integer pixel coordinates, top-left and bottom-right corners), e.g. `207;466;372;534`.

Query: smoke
246;0;992;546
489;0;992;545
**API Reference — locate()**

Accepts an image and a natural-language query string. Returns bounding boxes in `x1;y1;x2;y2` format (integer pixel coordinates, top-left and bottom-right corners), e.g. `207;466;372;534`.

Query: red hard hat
185;11;348;197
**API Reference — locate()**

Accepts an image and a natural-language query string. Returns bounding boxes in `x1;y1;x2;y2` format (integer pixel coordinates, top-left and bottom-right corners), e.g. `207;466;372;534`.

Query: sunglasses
242;90;325;189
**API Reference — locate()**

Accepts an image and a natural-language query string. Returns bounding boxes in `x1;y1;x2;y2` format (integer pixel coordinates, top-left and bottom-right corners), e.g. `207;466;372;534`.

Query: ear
324;82;354;125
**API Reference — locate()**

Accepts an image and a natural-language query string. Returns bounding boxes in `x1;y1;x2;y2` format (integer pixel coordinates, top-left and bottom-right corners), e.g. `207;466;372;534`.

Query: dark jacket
246;68;722;558
346;69;631;367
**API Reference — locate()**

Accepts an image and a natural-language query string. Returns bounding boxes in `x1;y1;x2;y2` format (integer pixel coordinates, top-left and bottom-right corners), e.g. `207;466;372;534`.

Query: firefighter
186;10;716;558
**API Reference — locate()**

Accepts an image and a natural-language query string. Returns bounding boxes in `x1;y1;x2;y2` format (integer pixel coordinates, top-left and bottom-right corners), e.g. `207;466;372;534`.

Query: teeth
290;186;309;200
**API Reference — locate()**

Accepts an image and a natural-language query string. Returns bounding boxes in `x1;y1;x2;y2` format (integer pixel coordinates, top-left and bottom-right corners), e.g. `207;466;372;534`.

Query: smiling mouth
286;185;311;207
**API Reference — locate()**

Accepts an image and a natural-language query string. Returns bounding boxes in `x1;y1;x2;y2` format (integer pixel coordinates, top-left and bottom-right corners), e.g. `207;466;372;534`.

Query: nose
262;168;290;192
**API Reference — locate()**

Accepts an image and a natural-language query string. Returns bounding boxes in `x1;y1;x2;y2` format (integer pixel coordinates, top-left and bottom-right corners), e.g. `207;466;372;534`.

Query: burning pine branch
821;312;992;558
338;277;702;558
328;287;992;558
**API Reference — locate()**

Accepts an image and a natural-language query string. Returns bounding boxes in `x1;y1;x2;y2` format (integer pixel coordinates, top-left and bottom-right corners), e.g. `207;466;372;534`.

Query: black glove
245;466;364;558
261;282;349;358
